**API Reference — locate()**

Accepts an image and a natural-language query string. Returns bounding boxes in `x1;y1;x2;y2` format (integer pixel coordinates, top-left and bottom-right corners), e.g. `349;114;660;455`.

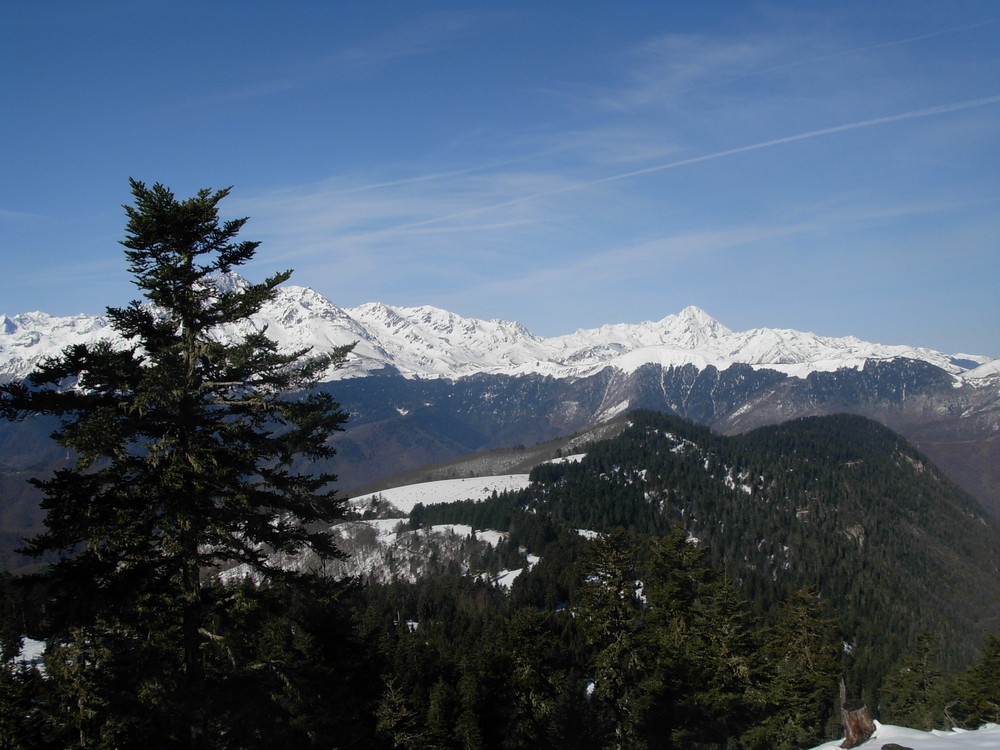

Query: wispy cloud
572;94;1000;186
0;208;45;222
602;33;780;110
598;18;998;111
714;18;999;90
301;94;1000;237
194;10;480;105
330;10;477;72
424;220;823;325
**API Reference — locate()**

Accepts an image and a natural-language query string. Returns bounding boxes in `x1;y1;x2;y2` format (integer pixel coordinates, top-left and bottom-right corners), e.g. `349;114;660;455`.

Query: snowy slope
808;721;1000;749
349;474;532;515
964;359;1000;380
309;474;537;585
0;311;116;382
2;276;994;383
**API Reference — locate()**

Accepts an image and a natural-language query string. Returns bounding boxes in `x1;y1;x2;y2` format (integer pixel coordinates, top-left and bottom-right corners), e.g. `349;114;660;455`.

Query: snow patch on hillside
493;553;540;589
963;359;1000;380
544;453;587;465
350;474;531;515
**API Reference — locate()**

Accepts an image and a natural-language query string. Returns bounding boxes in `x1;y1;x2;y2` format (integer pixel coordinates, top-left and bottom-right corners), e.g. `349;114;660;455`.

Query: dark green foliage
642;532;764;748
577;528;653;749
880;633;949;730
498;607;571;747
359;571;599;750
743;587;840;750
193;577;375;749
375;409;1000;746
0;181;354;747
514;411;999;697
354;525;825;749
875;629;1000;732
0;661;49;749
952;632;1000;727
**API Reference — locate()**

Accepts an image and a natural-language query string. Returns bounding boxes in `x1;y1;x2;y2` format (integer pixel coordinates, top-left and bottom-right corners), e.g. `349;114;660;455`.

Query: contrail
321;156;536;195
369;20;1000;199
584;94;1000;184
364;20;1000;204
393;94;1000;231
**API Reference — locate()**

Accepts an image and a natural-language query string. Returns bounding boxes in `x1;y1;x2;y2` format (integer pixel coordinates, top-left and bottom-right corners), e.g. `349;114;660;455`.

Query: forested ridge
398;410;1000;705
2;183;999;749
10;410;997;748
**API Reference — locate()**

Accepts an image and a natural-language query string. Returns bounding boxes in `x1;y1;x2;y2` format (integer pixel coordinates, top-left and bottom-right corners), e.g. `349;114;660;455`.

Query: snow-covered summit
347;301;552;377
1;277;995;383
0;312;115;383
963;358;1000;380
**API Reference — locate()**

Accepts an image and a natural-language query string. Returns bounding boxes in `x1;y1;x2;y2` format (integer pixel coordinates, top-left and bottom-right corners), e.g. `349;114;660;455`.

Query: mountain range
2;275;999;566
2;274;996;383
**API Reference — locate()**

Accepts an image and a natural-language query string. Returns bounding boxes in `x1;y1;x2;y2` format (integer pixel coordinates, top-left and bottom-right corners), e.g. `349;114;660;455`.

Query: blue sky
2;1;998;357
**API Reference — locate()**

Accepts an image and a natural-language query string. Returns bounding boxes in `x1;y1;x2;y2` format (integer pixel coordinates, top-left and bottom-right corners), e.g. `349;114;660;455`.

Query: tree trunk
839;679;876;748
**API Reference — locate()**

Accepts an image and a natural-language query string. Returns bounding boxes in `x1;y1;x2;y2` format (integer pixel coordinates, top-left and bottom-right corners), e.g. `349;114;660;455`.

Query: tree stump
840;700;876;748
837;678;876;748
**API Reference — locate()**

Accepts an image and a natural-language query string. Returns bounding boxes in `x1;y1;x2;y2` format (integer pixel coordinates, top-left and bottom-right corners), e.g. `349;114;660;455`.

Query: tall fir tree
578;528;655;750
742;586;840;750
954;631;1000;727
879;633;947;730
0;180;354;748
642;528;762;748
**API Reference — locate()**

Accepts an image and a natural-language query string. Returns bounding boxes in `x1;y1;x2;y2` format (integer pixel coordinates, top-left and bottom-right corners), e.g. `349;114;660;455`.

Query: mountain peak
1;288;991;384
677;304;714;320
204;271;251;295
659;305;732;344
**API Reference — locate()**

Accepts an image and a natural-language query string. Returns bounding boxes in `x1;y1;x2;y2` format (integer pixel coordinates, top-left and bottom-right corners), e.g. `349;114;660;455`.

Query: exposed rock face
317;359;1000;518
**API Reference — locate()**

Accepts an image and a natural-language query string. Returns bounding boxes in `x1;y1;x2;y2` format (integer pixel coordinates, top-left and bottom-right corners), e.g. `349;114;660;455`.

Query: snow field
807;721;1000;750
349;474;532;515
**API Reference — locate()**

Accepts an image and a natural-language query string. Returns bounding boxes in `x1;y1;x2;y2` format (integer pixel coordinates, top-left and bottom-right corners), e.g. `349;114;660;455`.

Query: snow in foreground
807;721;1000;749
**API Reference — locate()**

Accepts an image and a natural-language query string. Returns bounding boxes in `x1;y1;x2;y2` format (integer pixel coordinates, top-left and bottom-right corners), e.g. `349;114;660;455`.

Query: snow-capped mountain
0;311;116;383
1;276;993;383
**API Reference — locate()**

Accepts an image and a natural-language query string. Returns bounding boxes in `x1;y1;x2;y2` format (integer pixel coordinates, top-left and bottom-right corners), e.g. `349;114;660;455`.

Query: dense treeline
540;412;1000;699
0;530;845;749
4;526;1000;749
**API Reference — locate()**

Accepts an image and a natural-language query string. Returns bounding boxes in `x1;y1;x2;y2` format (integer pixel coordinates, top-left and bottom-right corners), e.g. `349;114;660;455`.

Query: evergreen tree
743;586;840;750
954;631;1000;727
638;527;762;748
500;607;568;748
0;660;49;749
578;528;655;750
0;180;353;748
880;633;947;730
376;677;428;749
425;676;460;748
